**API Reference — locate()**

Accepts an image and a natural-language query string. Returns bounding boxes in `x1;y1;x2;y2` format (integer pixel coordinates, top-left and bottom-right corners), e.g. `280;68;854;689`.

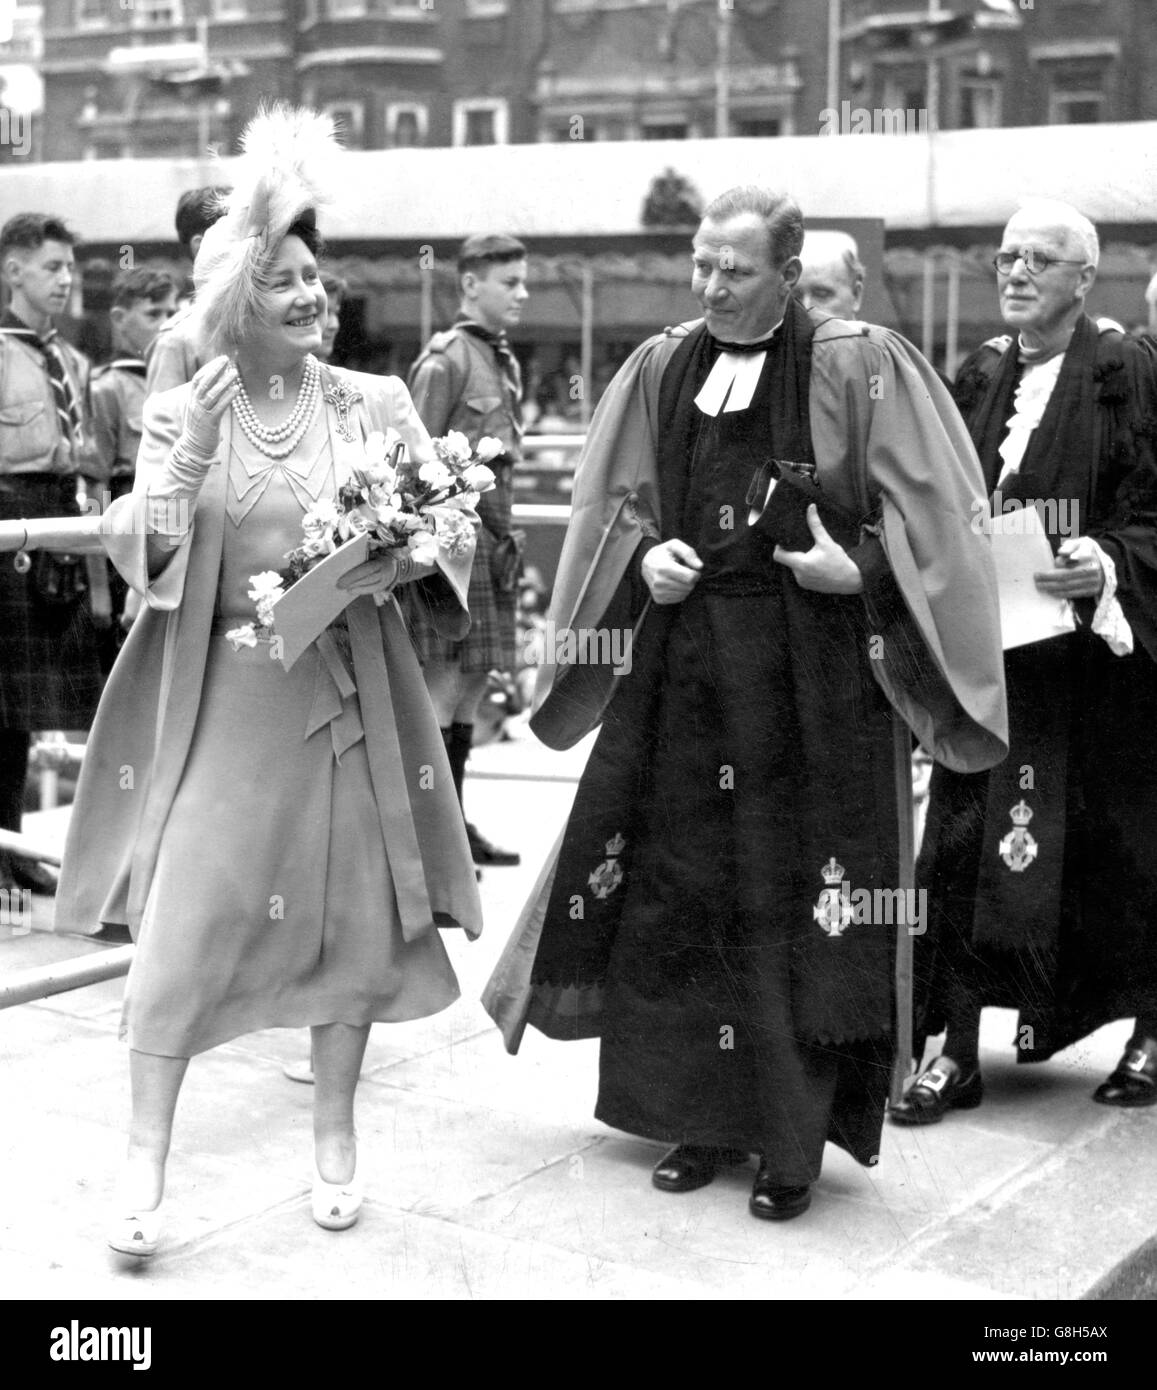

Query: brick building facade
33;2;1157;163
38;0;543;161
838;0;1157;132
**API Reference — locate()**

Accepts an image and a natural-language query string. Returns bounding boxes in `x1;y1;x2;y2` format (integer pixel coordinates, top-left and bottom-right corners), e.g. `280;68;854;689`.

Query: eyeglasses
993;248;1087;276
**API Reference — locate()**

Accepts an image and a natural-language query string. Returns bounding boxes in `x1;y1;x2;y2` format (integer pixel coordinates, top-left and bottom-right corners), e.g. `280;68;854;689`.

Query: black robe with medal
915;315;1157;1058
531;308;901;1183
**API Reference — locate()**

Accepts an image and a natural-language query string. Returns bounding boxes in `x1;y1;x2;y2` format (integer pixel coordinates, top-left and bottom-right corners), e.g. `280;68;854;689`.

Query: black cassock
916;315;1157;1058
531;314;900;1185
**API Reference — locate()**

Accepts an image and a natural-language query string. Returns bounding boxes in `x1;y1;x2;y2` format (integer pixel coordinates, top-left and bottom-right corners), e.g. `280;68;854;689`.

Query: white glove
148;355;240;544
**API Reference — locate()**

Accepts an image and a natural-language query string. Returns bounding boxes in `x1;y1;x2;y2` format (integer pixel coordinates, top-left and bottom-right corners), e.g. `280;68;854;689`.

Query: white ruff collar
996;353;1065;485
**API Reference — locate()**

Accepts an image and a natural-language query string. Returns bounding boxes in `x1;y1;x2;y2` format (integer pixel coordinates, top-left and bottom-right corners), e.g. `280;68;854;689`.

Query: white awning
3;122;1154;242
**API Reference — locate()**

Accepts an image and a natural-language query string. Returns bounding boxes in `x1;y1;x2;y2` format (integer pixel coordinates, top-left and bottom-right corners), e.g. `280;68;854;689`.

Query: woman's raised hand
184;355;242;458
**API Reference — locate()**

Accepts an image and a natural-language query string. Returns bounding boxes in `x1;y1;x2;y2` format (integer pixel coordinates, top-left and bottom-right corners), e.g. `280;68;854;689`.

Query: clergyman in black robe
894;198;1157;1126
484;186;1007;1221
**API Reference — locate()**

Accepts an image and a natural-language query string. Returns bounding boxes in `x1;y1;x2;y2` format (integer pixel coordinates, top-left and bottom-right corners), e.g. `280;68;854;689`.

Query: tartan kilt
0;476;103;729
404;472;518;673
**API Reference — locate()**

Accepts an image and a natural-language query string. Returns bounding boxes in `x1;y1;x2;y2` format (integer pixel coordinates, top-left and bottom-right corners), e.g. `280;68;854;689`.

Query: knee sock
443;723;473;813
0;730;31;831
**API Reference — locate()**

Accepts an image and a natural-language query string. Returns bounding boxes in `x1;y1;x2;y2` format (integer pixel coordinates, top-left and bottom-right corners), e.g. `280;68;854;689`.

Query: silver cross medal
322;379;364;442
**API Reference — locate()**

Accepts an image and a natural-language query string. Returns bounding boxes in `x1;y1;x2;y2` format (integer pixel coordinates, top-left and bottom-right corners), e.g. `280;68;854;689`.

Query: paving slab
140;1201;728;1301
2;753;1154;1302
368;1026;601;1122
896;1113;1157;1302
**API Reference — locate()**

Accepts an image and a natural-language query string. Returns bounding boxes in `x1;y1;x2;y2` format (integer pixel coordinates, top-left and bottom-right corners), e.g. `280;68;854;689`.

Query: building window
734;117;781;137
328;0;368;16
133;0;185;25
1042;56;1111;124
883;77;927;115
212;0;249;18
386;103;428;147
958;79;1002;129
642;120;688;141
324;101;365;148
598;118;630;141
75;0;109;26
1050;90;1105;123
465;1;510;14
453;99;508;146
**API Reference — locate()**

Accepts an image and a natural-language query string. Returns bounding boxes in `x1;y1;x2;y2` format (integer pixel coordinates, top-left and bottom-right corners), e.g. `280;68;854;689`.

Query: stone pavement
1;719;1154;1303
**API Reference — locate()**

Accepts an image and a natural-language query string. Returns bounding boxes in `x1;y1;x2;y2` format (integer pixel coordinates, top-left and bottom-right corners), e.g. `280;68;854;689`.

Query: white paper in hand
989;511;1076;650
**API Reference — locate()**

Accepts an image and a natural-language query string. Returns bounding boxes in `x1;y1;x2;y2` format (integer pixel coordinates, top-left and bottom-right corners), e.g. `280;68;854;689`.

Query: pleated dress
121;410;461;1058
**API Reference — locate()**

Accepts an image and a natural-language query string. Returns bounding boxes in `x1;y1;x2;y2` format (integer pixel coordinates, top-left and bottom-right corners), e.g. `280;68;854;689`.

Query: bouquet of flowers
229;428;499;654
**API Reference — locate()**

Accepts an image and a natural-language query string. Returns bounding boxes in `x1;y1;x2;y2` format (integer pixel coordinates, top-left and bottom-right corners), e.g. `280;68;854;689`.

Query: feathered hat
189;104;343;355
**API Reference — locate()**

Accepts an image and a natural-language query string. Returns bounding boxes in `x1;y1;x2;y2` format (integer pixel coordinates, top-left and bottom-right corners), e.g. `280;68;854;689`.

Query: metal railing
0;945;133;1011
0;828;62;868
521;433;585;455
0;515;106;555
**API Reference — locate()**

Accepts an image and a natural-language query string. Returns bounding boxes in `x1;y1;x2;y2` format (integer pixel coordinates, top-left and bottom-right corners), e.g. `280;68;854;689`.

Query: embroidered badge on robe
813;857;853;937
998;799;1038;872
589;832;626;899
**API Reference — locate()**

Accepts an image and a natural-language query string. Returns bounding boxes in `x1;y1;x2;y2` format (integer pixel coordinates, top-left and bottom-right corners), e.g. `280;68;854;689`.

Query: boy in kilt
405;234;529;868
0;214;102;896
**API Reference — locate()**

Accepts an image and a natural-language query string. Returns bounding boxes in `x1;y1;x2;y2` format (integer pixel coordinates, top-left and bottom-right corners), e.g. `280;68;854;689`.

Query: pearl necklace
232;354;321;460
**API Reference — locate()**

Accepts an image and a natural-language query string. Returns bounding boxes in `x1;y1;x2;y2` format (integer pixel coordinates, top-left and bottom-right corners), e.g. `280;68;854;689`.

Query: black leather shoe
651;1144;749;1194
749;1166;811;1221
889;1058;983;1125
466;823;520;867
7;856;58;897
1093;1037;1157;1107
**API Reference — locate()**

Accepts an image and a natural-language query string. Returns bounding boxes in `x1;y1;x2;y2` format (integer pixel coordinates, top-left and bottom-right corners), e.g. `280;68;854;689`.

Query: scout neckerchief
0;309;84;451
455;315;524;440
107;357;147;377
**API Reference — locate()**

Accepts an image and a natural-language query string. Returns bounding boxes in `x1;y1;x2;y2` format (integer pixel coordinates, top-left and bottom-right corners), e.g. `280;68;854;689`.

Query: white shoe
283;1060;315;1084
108;1204;163;1258
311;1164;361;1231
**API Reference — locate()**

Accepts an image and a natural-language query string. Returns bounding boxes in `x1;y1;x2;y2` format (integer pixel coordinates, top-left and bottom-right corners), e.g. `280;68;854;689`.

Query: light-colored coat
55;365;483;942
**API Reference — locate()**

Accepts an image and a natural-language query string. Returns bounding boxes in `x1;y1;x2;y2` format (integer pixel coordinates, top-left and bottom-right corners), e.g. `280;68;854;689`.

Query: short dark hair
110;267;177;311
457;234;527;279
701;186;804;267
321;270;348;302
0;213;77;264
174;186;231;256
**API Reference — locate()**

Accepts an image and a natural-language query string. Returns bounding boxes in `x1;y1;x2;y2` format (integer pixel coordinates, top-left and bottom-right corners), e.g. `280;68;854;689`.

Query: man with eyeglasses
893;199;1157;1124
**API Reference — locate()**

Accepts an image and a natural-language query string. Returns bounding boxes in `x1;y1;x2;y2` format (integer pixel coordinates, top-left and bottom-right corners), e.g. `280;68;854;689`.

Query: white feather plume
189;104;343;356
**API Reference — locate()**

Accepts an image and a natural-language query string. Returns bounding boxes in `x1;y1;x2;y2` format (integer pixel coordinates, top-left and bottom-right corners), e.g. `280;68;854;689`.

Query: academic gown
484;303;1008;1184
916;316;1157;1058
